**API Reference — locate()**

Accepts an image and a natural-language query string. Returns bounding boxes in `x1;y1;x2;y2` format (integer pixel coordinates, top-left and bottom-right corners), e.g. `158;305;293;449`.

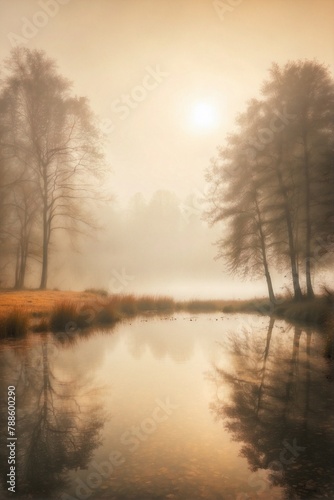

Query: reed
50;300;82;332
0;308;29;338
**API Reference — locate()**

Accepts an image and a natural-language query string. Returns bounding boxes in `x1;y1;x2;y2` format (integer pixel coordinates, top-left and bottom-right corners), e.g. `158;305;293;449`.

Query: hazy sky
0;0;333;205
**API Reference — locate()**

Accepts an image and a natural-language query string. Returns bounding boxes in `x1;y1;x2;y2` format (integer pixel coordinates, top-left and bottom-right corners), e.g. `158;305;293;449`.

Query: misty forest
0;3;334;500
0;50;333;301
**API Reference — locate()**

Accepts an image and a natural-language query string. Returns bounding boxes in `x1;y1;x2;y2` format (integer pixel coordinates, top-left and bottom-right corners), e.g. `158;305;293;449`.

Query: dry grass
0;308;29;338
0;290;103;334
0;290;273;318
50;297;122;331
154;296;175;312
183;299;223;313
0;289;333;339
83;287;109;297
0;289;100;317
50;300;81;332
274;297;330;325
32;317;49;333
95;300;120;325
111;294;138;315
135;295;175;313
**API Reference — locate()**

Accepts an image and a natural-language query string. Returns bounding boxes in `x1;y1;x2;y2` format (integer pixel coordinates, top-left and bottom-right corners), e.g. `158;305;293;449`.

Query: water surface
0;313;333;499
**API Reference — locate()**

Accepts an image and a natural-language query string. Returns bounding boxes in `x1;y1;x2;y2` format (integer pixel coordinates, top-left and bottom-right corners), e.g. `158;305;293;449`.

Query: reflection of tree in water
209;319;334;499
0;335;105;499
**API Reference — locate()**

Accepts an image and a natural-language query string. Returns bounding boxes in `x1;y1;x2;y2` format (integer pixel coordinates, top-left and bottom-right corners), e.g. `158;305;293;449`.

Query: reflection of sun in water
190;101;219;132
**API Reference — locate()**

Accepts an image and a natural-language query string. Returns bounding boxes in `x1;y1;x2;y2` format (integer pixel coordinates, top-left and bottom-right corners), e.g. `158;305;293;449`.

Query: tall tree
206;61;334;300
239;96;303;300
262;61;334;298
2;48;104;289
0;92;14;284
205;102;277;303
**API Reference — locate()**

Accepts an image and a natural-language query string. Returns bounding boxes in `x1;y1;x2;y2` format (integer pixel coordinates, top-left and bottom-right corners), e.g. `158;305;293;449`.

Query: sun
190;101;219;132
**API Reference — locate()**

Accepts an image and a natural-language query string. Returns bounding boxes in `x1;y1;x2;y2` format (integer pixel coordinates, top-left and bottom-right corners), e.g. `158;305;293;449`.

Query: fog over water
48;190;284;298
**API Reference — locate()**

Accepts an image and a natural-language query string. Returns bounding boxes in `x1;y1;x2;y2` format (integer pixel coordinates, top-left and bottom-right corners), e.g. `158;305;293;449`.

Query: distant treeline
206;61;334;302
61;189;219;294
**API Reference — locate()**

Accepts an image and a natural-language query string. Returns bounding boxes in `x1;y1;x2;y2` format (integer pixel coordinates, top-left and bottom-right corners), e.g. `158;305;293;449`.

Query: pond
0;313;333;500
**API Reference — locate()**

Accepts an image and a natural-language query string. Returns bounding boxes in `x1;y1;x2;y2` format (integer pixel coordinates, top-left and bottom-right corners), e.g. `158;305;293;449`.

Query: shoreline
0;289;333;338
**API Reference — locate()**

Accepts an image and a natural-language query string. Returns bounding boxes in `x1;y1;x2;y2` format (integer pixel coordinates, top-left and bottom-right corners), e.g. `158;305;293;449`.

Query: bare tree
2;48;105;289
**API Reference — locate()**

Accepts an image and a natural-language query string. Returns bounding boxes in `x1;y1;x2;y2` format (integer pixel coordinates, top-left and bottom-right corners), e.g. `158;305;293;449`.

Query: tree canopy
206;60;334;301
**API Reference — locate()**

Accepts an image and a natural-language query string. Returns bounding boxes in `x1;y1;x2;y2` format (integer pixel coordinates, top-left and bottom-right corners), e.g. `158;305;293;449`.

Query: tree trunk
265;270;276;305
302;132;314;298
274;155;303;300
14;245;20;289
284;326;301;421
304;331;311;424
39;167;49;290
254;194;276;304
256;316;275;416
18;240;28;289
42;340;49;420
39;215;48;290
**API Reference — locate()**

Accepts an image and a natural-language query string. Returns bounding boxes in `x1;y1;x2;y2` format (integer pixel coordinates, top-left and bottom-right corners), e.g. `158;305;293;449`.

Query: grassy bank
273;297;333;326
0;289;333;338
